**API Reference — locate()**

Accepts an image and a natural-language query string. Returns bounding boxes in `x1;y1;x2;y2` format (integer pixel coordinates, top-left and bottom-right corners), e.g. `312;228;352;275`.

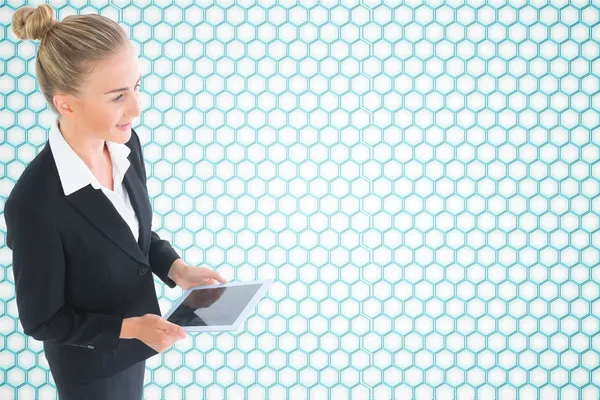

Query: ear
54;93;75;118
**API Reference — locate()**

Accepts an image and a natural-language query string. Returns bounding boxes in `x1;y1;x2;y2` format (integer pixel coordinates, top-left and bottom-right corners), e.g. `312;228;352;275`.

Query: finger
165;321;186;336
211;271;227;283
168;323;184;336
159;319;171;332
160;318;180;333
155;330;169;342
160;327;183;338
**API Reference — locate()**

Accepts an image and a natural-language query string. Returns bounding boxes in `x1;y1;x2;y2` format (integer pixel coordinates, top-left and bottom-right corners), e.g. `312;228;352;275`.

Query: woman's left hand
169;259;228;291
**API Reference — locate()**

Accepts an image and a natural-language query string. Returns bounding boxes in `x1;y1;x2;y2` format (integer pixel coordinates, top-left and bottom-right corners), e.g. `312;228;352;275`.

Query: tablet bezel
162;279;274;332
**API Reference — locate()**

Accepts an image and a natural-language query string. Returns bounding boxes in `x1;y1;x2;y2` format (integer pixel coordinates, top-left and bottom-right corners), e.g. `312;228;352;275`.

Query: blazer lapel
64;185;148;265
61;149;151;265
122;161;152;257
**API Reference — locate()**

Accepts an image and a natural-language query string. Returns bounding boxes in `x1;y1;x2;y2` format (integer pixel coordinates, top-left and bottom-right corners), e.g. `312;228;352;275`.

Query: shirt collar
49;118;131;196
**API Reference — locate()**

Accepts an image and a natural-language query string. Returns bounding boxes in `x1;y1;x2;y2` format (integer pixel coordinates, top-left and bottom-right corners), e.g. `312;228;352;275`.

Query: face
54;43;142;144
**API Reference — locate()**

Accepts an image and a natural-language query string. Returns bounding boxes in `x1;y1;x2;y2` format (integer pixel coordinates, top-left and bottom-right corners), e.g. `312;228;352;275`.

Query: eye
113;83;141;102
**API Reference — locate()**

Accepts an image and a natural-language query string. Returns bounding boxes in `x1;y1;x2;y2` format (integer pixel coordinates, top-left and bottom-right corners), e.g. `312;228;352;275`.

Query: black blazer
4;127;181;383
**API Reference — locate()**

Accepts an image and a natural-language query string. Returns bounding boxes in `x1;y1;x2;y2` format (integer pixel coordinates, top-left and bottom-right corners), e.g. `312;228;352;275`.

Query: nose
129;92;142;119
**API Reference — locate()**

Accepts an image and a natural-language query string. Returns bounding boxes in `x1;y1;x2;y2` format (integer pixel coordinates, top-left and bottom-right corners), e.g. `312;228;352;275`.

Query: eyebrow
104;74;142;95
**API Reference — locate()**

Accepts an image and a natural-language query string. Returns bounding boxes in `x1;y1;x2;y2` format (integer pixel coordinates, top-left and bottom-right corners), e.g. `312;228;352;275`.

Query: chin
120;131;132;144
109;128;132;144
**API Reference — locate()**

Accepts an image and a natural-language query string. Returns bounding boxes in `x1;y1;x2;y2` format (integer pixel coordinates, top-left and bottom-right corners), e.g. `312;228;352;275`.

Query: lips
116;122;132;131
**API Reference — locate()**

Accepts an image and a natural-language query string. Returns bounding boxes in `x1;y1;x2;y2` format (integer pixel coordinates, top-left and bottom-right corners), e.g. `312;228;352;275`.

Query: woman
6;5;227;399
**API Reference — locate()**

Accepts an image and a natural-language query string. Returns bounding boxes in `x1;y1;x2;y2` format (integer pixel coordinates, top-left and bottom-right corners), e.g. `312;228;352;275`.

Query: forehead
84;46;140;93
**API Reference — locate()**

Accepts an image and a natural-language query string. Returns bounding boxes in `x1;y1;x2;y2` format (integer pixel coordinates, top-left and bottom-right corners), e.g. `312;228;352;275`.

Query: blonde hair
11;4;130;115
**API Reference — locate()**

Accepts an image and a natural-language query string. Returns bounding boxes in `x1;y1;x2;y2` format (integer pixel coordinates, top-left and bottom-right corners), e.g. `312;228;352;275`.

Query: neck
57;118;108;170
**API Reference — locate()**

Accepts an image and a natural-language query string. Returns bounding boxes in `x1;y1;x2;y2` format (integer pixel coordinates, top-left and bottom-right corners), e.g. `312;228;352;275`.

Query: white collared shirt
49;118;140;242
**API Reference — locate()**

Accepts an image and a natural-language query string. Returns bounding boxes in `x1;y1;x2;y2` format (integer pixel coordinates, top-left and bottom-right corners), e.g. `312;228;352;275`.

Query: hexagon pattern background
1;1;600;399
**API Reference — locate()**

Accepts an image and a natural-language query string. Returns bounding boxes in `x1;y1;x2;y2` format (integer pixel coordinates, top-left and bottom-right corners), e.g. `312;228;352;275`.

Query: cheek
80;100;116;124
92;106;120;129
87;110;123;142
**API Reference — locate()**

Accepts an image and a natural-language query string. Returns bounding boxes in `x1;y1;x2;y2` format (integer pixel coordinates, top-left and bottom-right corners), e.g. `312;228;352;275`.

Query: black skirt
53;359;146;400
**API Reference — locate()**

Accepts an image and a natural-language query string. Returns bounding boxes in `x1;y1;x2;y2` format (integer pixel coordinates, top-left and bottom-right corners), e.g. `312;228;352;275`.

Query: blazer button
87;344;95;350
138;264;149;275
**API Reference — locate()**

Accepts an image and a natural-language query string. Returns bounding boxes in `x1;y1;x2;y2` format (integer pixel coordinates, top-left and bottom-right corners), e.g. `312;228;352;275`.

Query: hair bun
12;4;57;41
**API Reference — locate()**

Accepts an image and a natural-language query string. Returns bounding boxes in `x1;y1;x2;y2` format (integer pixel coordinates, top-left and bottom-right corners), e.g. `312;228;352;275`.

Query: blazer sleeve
149;231;180;289
4;196;124;355
131;128;181;289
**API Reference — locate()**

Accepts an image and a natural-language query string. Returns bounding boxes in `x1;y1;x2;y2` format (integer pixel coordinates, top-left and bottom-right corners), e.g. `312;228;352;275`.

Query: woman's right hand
126;314;187;353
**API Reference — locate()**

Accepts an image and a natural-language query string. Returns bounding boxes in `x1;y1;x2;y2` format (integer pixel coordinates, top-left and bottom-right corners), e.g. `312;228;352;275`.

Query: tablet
162;279;274;332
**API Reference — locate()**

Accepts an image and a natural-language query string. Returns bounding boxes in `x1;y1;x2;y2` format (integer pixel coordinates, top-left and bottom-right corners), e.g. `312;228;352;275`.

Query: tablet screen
166;284;263;326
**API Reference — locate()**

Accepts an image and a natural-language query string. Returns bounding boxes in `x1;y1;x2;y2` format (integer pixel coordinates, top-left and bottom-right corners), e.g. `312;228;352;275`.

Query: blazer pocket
60;343;114;384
